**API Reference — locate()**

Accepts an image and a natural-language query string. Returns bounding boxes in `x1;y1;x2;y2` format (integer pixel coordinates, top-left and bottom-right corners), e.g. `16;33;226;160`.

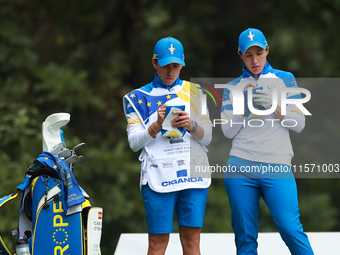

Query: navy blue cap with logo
238;28;268;54
153;36;185;66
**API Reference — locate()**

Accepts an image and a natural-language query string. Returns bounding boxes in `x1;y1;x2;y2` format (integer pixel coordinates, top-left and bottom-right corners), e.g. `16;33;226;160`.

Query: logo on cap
247;31;255;41
168;44;176;55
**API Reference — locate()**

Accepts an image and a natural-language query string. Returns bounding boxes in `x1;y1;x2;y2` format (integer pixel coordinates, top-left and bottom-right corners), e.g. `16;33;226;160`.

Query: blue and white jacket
221;62;305;165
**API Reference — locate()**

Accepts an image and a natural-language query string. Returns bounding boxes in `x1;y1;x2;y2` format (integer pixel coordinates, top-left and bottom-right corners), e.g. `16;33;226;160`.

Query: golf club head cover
42;113;70;153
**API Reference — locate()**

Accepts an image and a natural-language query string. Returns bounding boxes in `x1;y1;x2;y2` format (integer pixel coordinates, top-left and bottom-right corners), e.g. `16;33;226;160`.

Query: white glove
252;90;272;110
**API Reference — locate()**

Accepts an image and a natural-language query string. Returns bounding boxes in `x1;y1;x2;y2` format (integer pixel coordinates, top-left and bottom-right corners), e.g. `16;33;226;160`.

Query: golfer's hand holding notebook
161;105;185;137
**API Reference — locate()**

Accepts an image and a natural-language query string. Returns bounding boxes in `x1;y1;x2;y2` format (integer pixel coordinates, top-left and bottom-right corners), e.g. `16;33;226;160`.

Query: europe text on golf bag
0;113;103;255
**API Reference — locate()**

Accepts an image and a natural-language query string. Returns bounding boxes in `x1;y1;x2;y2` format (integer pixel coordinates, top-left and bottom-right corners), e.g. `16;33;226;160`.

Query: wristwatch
189;121;198;134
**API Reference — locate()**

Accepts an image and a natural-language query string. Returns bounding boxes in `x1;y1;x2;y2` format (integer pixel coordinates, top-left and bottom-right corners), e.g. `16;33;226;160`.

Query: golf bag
0;113;103;255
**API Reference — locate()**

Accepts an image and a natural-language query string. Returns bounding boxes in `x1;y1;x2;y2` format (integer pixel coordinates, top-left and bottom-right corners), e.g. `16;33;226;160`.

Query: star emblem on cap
247;31;255;41
168;44;176;55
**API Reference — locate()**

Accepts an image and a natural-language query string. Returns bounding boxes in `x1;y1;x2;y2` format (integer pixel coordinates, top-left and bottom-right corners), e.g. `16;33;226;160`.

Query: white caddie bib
145;135;211;193
124;80;211;192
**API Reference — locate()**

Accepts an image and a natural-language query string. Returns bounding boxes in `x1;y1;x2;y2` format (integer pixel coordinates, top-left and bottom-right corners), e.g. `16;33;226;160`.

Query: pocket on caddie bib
147;156;211;193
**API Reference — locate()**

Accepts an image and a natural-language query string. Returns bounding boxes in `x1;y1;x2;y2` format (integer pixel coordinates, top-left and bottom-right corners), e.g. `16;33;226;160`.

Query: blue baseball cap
153;37;185;66
238;28;268;54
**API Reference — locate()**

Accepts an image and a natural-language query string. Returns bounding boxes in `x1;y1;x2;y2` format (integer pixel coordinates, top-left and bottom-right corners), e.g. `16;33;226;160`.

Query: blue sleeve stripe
228;80;240;86
221;104;233;111
287;94;301;99
126;106;135;114
286;80;298;88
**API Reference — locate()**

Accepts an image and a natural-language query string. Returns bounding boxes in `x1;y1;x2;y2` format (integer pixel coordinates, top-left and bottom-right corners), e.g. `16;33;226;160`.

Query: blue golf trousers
224;157;314;255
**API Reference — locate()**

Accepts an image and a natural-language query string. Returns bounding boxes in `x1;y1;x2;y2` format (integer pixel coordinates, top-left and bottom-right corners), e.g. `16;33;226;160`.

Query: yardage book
161;105;185;137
